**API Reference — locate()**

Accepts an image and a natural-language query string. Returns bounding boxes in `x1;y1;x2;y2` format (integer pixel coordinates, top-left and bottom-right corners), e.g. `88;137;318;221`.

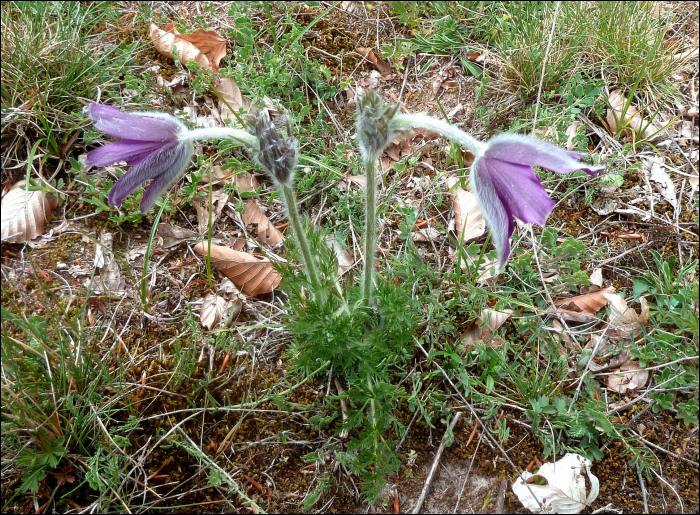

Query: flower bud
247;110;298;186
355;89;400;160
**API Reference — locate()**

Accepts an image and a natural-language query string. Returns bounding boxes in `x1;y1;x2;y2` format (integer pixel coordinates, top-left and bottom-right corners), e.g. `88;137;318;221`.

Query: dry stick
494;478;508;515
415;341;545;512
636;464;649;514
412;411;462;514
628;429;699;468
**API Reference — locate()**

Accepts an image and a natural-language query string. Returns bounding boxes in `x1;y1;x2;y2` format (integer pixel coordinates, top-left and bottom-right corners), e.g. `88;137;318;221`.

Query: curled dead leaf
606;89;664;141
193;242;281;296
150;23;212;70
356;47;392;76
1;181;58;243
328;238;354;277
462;309;513;349
554;286;616;322
446;177;485;243
201;293;226;330
157;223;199;249
194;190;229;234
645;156;677;209
513;453;599;514
606;360;649;394
241;200;285;246
603;293;649;338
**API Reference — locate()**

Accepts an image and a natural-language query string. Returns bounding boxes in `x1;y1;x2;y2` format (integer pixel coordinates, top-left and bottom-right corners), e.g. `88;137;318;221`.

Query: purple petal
85;140;171;167
84;103;183;142
483;157;555;226
485;133;605;175
108;141;192;209
470;156;514;266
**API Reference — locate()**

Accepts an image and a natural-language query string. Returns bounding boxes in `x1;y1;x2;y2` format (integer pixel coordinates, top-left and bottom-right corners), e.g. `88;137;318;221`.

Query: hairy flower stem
361;157;378;308
280;183;323;301
391;113;486;156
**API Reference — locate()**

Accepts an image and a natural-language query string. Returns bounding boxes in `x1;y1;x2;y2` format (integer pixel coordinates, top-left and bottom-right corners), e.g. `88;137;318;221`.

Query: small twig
650;466;685;514
334;377;349;439
494;478;508;515
412;411;462;514
591;503;623;514
628;429;699;467
636;464;649;514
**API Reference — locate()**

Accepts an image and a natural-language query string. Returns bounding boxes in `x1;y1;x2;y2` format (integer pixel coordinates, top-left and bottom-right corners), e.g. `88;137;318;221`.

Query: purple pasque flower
84;103;193;213
469;133;605;267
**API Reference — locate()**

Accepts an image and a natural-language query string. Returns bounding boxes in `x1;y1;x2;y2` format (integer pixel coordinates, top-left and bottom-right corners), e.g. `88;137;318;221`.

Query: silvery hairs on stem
354;89;605;268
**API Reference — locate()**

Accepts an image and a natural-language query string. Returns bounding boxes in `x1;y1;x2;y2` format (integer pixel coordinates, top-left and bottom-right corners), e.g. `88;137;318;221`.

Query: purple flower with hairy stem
353;93;606;269
84;103;257;213
468;134;605;266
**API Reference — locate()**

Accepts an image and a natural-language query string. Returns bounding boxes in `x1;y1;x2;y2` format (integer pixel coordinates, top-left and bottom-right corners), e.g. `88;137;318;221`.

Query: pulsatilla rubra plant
83;93;604;504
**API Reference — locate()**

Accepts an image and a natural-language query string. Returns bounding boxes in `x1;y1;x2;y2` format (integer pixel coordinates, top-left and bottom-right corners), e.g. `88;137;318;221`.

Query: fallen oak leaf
150;23;211;70
606;360;649;394
1;181;58;243
554;286;616;322
193;242;281;296
241;200;285;246
356;47;392;76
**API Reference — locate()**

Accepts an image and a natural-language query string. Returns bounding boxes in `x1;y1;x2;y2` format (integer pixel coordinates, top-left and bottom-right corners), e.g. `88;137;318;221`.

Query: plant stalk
361;157;378;307
280;183;323;300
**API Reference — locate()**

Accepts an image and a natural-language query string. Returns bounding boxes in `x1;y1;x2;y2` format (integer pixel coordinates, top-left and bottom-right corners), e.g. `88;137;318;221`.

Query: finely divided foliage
2;2;698;513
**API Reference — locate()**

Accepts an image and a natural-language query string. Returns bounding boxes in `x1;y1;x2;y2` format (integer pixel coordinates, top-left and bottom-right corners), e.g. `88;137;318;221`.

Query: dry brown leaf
215;76;251;120
1;181;58;243
328;238;354;277
157;224;199;249
446;177;485;243
606;89;664;141
603;293;649;338
462;309;513;349
554;286;616;321
194;190;229;234
645;156;677;209
150;23;212;70
173;26;227;71
431;65;459;94
606;361;649;394
589;268;604;288
200;293;226;330
199;165;232;185
230;171;260;194
241;200;285;246
93;232;125;295
356;47;392;76
193;242;281;296
565;120;582;150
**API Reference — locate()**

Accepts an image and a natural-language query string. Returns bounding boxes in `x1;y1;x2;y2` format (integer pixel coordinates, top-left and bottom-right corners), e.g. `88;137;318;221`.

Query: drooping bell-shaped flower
469;134;604;266
84;103;257;213
352;90;605;269
84;104;193;213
